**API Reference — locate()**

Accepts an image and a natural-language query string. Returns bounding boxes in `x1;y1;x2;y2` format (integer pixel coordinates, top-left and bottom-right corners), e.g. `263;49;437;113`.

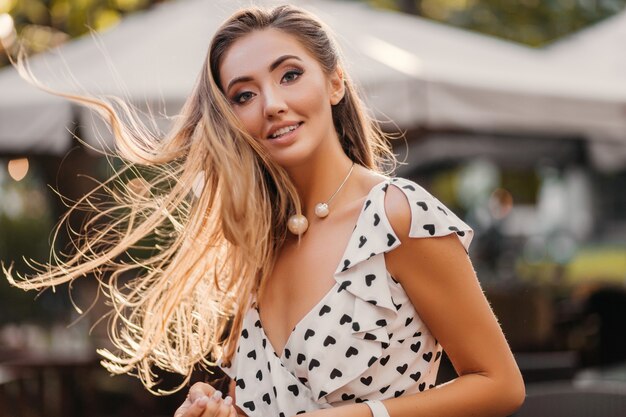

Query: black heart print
338;280;352;292
341;259;351;272
449;226;465;236
309;359;320;370
411;341;421;353
330;368;343;379
288;384;299;396
319;305;331;316
346;346;359;357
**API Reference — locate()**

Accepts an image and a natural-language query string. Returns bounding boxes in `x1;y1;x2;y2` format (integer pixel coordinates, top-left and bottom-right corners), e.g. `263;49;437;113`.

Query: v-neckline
254;177;391;360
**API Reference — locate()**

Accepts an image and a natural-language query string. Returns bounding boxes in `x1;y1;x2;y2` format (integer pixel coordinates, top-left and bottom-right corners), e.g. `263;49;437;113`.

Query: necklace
287;162;356;236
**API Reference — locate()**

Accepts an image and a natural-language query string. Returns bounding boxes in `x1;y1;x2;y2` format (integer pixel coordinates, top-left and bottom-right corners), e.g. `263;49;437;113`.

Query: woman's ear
329;66;346;106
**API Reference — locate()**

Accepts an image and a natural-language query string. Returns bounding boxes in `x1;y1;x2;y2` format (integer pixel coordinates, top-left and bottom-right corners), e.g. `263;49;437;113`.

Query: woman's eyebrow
226;54;302;92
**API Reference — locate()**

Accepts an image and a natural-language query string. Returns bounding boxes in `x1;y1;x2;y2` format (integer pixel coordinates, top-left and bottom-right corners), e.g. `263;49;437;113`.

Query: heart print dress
217;176;474;417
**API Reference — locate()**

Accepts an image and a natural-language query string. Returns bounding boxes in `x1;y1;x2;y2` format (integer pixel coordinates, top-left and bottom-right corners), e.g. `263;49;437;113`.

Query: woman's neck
286;150;355;219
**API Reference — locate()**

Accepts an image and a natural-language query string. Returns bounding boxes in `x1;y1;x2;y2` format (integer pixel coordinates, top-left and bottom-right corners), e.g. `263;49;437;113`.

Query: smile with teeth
269;122;302;139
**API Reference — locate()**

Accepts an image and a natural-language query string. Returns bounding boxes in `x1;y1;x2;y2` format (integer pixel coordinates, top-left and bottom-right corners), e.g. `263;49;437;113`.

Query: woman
4;4;525;417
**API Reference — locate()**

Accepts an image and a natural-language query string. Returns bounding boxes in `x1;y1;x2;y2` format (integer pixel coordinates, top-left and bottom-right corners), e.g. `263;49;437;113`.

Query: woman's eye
233;91;254;104
282;69;303;83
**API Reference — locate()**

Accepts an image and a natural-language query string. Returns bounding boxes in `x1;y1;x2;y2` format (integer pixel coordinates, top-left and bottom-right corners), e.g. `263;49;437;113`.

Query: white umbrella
543;9;626;171
1;0;625;167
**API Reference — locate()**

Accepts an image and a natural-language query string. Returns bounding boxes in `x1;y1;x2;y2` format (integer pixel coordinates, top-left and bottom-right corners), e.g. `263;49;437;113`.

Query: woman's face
218;28;344;167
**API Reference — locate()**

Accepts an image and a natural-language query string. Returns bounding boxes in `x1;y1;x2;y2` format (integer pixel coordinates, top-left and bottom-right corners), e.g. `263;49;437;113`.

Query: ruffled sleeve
388;177;473;253
333;177;474;286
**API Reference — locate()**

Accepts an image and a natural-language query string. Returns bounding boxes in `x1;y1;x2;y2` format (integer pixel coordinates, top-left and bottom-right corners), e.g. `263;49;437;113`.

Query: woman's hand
174;382;237;417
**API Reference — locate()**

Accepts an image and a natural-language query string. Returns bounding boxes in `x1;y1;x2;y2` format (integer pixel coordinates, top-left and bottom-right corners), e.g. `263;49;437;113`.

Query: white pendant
288;214;309;235
314;203;329;218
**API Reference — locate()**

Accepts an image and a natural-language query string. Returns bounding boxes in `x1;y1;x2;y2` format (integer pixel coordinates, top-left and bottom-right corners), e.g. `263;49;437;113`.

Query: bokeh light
7;158;29;182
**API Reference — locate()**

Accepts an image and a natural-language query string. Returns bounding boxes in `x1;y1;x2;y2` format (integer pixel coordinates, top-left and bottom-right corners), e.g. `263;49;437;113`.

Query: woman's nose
263;88;288;118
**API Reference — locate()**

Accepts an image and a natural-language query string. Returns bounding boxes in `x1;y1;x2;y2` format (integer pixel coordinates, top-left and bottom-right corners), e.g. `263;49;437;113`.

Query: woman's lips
266;122;303;144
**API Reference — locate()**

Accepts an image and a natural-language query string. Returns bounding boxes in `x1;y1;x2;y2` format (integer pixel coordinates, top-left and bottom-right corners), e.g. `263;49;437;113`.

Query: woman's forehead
219;28;314;88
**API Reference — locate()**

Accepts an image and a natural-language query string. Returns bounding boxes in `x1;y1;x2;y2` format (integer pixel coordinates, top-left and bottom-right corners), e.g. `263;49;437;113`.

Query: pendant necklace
287;162;356;236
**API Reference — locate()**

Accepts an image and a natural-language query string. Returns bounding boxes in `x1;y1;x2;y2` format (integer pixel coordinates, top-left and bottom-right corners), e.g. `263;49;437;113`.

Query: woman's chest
257;217;356;355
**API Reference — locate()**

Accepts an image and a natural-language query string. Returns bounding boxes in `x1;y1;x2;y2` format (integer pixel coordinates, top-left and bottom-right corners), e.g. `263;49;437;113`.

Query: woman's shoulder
334;174;473;276
378;176;475;286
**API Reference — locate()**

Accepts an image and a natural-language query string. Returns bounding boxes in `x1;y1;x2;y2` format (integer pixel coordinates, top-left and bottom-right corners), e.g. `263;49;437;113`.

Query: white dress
217;176;474;417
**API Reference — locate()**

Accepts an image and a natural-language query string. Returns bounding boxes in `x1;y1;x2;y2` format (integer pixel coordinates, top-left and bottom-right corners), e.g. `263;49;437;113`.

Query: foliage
1;0;164;67
367;0;626;46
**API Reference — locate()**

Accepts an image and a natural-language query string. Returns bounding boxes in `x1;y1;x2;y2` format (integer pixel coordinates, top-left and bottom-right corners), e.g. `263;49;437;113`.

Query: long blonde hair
2;4;397;393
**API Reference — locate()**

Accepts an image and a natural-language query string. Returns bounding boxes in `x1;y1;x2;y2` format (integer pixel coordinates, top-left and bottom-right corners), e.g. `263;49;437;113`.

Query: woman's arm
298;185;525;417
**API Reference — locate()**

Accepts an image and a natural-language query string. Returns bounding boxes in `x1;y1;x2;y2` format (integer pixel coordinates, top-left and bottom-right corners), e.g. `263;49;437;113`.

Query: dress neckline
254;177;392;359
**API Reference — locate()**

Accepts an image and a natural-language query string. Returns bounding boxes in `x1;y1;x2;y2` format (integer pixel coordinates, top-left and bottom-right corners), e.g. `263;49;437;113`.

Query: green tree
1;0;164;67
367;0;626;46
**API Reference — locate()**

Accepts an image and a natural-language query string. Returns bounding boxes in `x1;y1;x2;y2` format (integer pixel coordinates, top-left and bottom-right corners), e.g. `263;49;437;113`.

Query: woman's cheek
292;87;321;110
234;108;260;138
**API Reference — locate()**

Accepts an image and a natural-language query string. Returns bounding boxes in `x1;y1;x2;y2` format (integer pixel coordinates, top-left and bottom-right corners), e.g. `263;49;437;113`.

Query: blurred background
1;0;626;416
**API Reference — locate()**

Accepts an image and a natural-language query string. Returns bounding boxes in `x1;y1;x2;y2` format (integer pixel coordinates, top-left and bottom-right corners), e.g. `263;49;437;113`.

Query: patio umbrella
1;0;625;169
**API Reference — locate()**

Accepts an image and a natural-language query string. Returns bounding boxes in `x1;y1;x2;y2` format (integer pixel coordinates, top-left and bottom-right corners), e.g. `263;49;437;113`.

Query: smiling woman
3;4;524;417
